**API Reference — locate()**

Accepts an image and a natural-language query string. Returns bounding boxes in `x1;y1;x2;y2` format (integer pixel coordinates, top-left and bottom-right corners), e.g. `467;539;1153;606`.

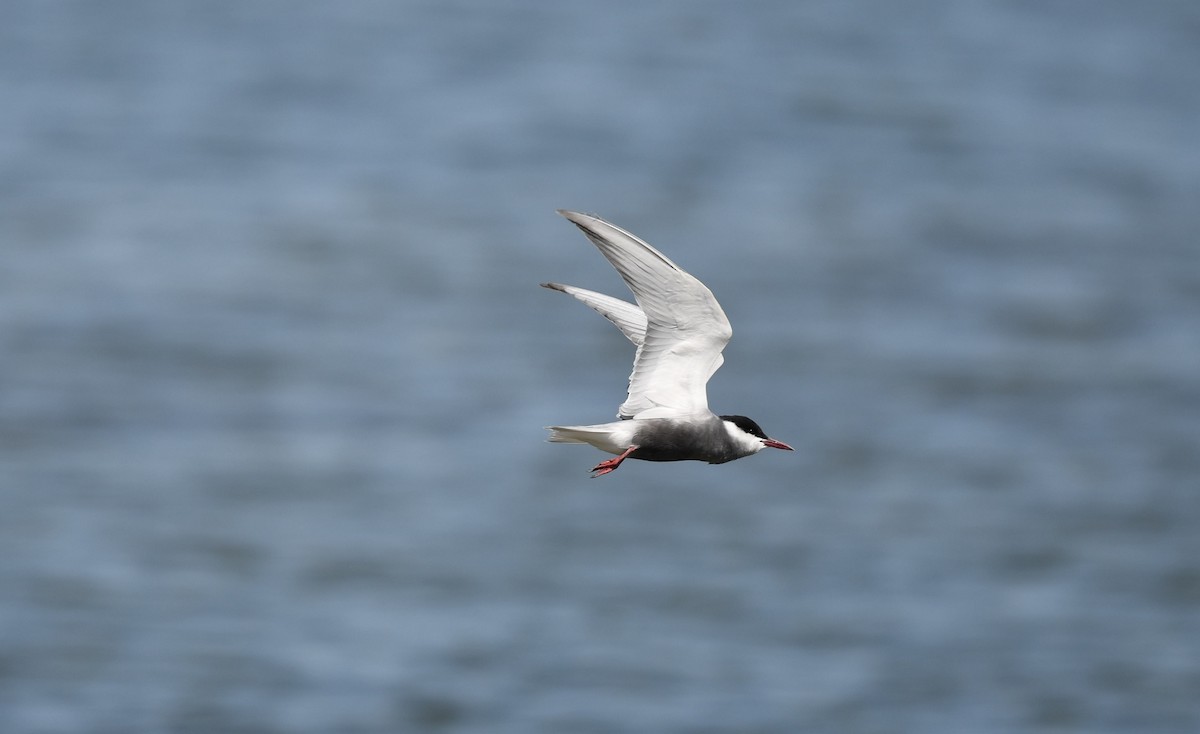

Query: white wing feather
540;283;646;347
555;210;732;419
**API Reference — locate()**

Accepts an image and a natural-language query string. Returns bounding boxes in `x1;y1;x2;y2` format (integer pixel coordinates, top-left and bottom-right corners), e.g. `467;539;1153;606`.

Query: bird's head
720;415;794;455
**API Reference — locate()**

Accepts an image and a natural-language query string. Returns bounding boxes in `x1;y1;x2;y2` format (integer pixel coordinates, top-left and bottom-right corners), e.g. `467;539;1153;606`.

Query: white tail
544;422;635;455
546;426;598;444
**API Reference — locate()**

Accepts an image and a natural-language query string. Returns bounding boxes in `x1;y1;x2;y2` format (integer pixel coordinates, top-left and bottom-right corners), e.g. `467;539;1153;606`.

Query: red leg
590;445;639;478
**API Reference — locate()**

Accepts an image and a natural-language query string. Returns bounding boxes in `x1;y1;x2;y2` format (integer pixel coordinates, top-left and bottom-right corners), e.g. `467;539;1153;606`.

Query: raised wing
557;210;732;419
540;282;646;347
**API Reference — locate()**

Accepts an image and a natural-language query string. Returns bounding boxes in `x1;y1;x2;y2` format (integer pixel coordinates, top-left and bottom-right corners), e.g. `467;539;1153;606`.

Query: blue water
2;1;1198;732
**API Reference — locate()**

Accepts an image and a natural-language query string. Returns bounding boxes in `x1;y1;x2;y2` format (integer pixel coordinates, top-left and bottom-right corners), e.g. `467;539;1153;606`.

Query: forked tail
545;421;633;456
545;426;594;444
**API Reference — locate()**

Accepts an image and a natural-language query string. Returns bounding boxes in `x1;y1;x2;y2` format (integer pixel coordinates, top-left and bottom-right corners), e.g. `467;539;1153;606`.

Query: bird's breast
629;418;736;464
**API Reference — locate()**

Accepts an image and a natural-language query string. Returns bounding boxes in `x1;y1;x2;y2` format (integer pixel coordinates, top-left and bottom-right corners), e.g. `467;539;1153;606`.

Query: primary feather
539;282;646;347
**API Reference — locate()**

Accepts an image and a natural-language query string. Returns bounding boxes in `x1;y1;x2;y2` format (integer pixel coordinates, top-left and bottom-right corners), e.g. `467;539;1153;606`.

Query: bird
543;210;793;477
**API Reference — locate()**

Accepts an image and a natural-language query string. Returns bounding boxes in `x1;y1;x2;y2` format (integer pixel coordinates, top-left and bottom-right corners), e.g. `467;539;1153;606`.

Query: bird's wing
558;210;731;419
540;283;646;347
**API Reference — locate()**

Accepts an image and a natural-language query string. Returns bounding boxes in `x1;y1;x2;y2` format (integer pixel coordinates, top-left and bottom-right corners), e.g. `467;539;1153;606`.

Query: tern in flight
544;210;793;477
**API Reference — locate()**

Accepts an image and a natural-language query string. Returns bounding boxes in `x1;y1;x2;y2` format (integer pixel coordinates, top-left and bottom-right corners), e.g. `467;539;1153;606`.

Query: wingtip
540;282;566;292
557;209;594;225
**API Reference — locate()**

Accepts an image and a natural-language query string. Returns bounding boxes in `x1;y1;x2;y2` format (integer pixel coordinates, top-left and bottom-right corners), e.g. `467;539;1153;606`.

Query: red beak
763;438;794;451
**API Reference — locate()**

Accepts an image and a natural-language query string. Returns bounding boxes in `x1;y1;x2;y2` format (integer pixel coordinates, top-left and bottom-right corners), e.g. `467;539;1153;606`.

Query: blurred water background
2;1;1199;732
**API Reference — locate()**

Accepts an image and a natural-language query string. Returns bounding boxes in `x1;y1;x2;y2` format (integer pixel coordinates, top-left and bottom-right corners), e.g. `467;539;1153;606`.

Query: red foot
590;445;638;478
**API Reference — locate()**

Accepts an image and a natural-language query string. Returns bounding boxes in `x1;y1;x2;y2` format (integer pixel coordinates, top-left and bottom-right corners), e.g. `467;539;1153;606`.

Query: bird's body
543;210;793;477
548;414;765;464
